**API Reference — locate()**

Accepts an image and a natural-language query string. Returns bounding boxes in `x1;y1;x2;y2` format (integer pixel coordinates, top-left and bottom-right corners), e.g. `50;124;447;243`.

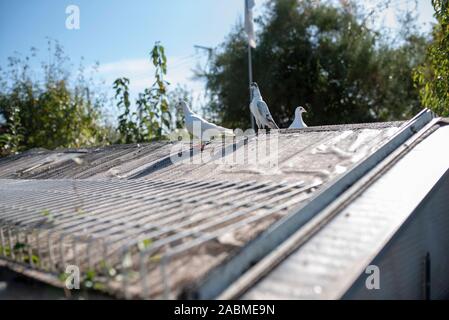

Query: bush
0;40;113;156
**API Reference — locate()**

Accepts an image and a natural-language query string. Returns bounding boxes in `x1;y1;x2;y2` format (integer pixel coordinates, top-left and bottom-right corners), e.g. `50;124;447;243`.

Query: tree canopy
0;41;112;156
199;0;427;129
414;0;449;116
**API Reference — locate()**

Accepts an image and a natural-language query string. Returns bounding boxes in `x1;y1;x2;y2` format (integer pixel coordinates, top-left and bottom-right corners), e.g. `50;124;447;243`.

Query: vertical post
248;43;255;130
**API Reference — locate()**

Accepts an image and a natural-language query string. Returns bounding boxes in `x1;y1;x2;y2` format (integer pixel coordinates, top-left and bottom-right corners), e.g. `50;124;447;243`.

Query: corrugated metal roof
241;121;449;299
0;122;405;298
0;122;402;183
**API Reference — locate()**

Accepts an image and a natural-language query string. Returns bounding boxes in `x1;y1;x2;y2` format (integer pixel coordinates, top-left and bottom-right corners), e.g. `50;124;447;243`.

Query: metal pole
248;43;255;130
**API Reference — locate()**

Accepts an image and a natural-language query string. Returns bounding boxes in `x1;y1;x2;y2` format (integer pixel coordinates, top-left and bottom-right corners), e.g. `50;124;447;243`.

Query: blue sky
0;1;249;98
0;0;437;113
0;0;248;62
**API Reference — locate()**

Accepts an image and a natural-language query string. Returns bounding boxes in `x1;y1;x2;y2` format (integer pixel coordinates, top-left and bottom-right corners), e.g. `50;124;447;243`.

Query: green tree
414;0;449;116
198;0;427;128
0;40;112;157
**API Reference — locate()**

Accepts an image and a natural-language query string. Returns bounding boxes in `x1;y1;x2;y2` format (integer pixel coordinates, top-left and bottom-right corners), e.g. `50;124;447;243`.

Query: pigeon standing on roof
288;106;308;129
177;101;234;150
249;83;279;130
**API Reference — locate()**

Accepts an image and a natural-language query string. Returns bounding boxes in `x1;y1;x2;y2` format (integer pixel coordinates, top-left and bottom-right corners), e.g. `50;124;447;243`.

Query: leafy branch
114;42;172;143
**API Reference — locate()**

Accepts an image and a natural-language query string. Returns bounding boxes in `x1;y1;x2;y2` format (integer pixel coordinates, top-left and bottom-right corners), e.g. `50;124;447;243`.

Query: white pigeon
177;101;234;149
288;106;308;129
249;82;279;129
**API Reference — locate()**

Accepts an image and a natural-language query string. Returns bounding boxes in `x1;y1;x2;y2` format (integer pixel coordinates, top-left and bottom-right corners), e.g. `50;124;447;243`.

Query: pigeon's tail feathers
267;121;279;129
266;116;279;129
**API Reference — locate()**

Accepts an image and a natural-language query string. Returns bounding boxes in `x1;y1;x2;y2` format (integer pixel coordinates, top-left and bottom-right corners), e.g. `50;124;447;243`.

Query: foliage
113;42;171;143
0;40;188;156
113;77;140;144
198;0;428;128
413;0;449;116
0;40;112;156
